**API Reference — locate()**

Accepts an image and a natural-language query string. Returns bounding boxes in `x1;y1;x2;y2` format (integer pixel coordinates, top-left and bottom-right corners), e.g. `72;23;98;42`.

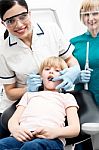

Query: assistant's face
81;9;99;37
2;3;32;40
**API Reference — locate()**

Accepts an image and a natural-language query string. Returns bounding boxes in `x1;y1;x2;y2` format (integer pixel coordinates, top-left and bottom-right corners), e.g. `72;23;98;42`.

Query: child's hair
0;0;28;20
80;0;99;19
39;56;68;75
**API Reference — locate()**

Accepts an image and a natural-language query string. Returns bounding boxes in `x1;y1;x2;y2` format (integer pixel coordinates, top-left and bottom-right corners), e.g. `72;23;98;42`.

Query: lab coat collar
8;23;44;47
36;23;44;35
8;34;17;46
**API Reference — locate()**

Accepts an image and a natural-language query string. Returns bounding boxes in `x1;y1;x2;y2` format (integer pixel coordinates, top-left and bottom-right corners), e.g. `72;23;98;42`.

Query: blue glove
52;65;80;90
27;73;42;92
75;69;92;83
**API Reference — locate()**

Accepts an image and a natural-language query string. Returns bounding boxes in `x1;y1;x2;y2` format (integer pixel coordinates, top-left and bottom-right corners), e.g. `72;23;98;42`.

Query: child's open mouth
48;77;53;81
48;75;54;81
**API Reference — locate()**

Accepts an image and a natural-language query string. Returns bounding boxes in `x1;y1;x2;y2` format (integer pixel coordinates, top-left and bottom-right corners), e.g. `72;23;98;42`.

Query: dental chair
65;90;99;150
1;90;99;150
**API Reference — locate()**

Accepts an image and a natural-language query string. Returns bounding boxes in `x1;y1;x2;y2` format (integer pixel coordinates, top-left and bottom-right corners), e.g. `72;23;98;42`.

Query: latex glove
52;65;80;90
27;73;42;92
75;69;92;83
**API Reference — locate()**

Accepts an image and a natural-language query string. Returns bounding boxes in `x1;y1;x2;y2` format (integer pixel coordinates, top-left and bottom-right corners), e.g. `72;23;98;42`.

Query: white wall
0;20;6;36
26;0;87;39
0;0;87;40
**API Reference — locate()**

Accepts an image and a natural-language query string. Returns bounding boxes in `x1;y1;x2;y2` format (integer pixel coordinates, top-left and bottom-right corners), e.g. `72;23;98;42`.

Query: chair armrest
82;123;99;135
1;99;20;130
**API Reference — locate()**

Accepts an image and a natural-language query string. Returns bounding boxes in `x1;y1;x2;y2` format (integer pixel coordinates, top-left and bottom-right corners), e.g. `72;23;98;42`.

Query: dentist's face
2;3;32;40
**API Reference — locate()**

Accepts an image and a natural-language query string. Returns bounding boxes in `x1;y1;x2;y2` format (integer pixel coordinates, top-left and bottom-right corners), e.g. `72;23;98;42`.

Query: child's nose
49;70;54;74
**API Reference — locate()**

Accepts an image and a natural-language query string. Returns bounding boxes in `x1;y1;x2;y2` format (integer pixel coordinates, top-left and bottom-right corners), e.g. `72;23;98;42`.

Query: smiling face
81;9;99;37
2;3;32;40
80;0;99;37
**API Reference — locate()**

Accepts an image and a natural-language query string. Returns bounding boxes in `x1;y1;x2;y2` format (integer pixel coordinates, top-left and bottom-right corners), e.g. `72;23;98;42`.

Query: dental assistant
71;0;99;105
70;0;99;149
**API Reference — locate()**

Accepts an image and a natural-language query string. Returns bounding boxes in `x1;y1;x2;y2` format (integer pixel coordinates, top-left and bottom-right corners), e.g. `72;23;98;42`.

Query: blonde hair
39;56;67;75
80;0;99;19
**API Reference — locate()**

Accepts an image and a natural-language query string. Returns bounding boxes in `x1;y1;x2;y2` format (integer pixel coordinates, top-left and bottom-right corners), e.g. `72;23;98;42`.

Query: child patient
0;56;80;150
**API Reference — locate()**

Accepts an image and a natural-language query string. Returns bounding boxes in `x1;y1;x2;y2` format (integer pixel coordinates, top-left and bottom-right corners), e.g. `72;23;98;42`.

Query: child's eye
55;69;60;72
45;68;50;71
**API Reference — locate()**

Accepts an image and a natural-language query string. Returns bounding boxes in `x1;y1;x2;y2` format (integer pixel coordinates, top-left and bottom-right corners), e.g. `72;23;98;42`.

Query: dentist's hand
27;73;42;92
52;65;80;91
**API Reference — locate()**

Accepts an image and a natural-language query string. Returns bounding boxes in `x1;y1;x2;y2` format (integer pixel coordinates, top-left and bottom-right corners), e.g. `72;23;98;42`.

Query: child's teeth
48;77;53;81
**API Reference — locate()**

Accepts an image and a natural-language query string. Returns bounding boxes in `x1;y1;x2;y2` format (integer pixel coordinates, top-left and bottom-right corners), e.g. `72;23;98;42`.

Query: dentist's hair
0;0;28;20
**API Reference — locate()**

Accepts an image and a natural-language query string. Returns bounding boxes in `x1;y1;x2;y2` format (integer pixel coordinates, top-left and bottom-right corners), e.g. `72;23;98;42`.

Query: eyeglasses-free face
3;12;29;28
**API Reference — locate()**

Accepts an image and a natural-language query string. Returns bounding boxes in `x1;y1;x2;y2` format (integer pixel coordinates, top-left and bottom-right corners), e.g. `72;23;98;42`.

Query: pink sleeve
63;93;79;109
17;92;29;107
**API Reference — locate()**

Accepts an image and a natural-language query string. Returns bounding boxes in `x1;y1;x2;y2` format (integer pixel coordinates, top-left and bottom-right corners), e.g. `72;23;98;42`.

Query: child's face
41;66;62;91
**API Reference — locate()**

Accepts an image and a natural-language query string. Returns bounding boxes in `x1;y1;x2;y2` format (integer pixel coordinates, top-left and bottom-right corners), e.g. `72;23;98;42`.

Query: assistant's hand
52;65;80;91
76;69;92;83
27;73;42;92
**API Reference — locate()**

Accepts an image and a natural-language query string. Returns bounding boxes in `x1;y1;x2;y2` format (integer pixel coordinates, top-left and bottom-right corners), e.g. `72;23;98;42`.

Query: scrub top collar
85;31;99;37
8;23;44;47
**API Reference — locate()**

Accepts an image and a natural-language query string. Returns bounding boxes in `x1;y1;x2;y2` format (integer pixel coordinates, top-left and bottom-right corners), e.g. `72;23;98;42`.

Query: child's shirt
17;91;79;145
